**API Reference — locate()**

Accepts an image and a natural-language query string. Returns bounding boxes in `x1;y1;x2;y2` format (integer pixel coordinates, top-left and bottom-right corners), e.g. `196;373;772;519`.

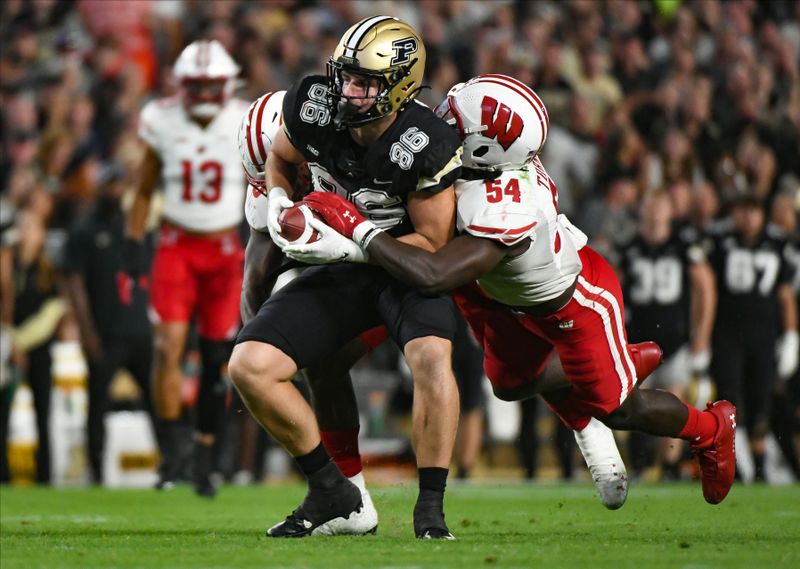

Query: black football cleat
193;442;217;498
266;481;372;537
413;500;455;540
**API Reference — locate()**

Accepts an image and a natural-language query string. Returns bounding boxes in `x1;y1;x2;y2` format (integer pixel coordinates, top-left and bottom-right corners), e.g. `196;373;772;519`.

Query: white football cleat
574;418;628;510
312;487;378;536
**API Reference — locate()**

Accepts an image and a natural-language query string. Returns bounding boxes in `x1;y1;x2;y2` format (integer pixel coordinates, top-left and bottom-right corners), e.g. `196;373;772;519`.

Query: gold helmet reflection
327;16;426;128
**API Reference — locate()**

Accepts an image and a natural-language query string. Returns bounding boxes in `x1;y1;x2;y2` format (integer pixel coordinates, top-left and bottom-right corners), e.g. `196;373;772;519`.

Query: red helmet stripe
447;94;466;139
482;74;549;130
253;91;277;161
244;99;262;166
476;75;548;144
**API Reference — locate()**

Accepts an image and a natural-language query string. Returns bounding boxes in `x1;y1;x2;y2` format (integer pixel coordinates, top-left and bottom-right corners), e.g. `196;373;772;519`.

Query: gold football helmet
327;16;426;128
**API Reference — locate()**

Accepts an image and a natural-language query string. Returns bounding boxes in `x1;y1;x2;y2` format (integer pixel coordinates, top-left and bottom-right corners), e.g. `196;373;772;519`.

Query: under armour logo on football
558;320;574;329
344;211;357;224
730;413;736;429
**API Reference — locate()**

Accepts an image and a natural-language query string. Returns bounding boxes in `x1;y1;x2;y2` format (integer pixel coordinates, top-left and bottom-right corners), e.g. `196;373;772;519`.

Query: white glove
690;349;711;374
777;330;799;381
265;186;294;250
283;218;368;264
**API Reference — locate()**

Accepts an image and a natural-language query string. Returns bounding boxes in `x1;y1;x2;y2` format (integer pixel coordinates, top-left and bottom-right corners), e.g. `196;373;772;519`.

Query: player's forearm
778;284;798;333
265;153;297;197
367;233;501;295
368;232;448;293
689;263;716;352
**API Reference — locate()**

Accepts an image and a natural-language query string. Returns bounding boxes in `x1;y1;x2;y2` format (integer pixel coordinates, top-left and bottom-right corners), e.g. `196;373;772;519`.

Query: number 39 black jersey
707;222;793;336
282;75;462;237
615;225;706;358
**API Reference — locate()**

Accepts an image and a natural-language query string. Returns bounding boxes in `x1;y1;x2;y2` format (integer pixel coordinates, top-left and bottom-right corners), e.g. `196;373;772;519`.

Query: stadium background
1;0;798;488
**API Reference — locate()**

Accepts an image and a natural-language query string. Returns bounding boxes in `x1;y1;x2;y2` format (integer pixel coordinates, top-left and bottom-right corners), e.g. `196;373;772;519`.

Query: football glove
689;349;711;375
283;218;368;264
265;186;294;249
303;192;383;248
777;330;799;381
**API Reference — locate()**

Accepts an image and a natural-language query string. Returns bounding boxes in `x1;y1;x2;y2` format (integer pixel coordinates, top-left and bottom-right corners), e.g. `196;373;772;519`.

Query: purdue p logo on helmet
327;16;426;128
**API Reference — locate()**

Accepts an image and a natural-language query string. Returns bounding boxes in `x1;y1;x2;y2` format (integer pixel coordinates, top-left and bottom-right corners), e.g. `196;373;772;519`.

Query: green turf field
1;482;798;569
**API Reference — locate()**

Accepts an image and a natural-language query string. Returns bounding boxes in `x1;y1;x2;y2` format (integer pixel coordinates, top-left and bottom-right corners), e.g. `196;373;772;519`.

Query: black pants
86;334;155;484
0;344;52;484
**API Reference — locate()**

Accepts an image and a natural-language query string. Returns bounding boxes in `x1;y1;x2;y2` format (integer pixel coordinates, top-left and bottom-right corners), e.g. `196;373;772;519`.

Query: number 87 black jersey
707;223;793;333
282;75;463;237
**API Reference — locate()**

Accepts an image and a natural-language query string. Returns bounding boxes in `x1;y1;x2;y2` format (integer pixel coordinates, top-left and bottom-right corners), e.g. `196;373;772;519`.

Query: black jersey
282;75;462;237
707;222;794;336
616;225;706;358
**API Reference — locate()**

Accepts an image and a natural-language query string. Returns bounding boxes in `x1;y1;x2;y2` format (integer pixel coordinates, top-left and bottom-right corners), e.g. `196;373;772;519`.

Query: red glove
303;192;383;250
303;192;366;239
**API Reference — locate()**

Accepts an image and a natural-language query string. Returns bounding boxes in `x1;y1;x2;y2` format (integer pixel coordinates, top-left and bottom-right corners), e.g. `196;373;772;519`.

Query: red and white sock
677;403;718;448
320;427;364;481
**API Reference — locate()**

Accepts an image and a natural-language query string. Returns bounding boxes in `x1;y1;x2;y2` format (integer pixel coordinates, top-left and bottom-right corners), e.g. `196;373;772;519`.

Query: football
278;202;322;244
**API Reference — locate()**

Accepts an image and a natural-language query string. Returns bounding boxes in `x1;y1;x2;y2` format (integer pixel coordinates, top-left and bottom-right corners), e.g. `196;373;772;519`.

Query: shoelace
278;508;313;531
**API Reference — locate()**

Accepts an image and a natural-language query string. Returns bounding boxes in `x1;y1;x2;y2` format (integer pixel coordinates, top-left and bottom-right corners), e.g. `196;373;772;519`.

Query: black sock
295;443;347;489
753;452;766;482
418;467;449;503
419;467;448;492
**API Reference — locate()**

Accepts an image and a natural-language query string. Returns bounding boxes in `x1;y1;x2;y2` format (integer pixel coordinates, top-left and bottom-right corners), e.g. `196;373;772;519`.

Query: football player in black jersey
229;17;463;539
707;194;798;482
614;191;717;480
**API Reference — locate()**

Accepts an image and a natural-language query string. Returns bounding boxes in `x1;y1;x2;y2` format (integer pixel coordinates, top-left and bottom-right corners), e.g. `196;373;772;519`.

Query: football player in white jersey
294;74;738;506
123;39;250;496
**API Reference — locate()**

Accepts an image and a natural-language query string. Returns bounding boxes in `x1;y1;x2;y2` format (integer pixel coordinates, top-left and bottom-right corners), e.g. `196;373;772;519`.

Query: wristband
353;221;383;249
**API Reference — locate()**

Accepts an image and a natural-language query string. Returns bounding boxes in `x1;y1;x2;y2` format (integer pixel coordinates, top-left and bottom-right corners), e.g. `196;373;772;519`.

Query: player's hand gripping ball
277;203;322;244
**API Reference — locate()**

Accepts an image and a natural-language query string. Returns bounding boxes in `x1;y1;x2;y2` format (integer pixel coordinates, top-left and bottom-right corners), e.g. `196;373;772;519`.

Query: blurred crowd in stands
1;0;798;485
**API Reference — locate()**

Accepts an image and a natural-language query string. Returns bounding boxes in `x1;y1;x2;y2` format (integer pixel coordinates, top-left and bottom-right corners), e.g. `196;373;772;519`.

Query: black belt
509;278;578;317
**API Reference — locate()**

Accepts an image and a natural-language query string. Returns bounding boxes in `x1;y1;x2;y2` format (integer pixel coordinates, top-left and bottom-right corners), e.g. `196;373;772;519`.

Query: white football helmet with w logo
435;74;549;172
174;40;240;118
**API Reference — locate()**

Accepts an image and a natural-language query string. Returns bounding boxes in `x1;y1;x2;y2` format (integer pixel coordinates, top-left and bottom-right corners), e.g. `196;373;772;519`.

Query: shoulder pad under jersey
456;172;539;246
138;97;180;151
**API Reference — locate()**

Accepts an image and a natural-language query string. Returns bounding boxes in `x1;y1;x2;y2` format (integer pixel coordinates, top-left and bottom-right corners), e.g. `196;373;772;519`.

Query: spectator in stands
0;208;64;484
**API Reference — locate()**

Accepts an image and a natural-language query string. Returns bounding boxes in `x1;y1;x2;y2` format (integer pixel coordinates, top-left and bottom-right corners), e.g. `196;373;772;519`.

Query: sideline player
614;191;716;479
123;40;249;496
295;75;737;505
229;17;463;539
707;194;798;482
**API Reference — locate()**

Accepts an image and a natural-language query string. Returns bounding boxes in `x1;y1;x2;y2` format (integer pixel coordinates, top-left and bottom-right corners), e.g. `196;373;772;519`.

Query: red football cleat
629;341;663;385
694;400;737;505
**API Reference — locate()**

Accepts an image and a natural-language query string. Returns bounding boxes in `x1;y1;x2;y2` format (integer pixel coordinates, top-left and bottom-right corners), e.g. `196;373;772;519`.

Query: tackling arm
367;231;517;295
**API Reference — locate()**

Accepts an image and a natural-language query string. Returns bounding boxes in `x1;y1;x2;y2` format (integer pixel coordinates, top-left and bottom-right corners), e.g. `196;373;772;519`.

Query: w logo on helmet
391;37;418;65
480;96;524;150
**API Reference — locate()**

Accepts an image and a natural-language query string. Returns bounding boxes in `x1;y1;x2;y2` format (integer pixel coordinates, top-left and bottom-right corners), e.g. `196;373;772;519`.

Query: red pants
150;226;244;340
453;246;638;431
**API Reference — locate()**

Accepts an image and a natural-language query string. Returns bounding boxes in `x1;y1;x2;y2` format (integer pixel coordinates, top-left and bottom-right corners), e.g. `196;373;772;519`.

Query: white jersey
456;157;587;306
138;97;249;232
